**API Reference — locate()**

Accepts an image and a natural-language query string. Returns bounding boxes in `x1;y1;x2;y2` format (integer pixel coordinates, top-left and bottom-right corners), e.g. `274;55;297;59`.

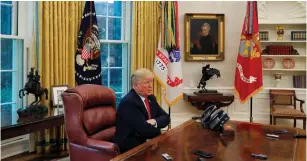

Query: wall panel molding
1;138;29;159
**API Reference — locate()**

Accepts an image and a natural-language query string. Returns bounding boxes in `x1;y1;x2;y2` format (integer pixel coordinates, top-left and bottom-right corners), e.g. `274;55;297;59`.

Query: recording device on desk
200;104;230;132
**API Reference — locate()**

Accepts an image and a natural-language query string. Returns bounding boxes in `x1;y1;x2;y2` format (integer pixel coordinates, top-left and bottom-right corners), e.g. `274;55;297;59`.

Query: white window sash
1;2;26;144
0;3;14;7
97;1;131;94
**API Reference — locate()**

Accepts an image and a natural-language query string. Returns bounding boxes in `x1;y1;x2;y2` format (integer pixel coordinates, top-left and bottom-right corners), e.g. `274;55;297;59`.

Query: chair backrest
62;84;117;145
269;89;295;106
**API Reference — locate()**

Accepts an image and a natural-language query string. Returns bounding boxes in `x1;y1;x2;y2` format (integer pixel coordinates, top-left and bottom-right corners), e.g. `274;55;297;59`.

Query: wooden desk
111;120;306;161
1;111;64;140
184;93;234;110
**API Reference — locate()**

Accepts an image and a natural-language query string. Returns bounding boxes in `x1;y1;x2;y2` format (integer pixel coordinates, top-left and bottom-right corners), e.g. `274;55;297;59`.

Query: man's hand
147;119;157;126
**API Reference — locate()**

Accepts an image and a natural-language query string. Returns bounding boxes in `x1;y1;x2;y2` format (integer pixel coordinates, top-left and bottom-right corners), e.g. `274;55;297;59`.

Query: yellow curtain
132;2;162;103
30;1;84;154
38;1;84;94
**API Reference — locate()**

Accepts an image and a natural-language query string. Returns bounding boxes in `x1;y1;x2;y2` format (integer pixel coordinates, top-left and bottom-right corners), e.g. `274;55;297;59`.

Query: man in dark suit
114;68;170;153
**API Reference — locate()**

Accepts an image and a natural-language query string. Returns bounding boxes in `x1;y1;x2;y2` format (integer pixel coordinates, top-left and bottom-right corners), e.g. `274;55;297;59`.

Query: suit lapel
130;89;149;119
147;98;155;118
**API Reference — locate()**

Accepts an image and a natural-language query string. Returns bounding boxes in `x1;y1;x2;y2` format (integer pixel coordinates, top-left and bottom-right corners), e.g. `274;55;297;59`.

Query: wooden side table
183;92;234;110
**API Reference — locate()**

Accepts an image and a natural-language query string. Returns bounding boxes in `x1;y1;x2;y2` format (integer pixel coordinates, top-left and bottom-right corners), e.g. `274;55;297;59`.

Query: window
1;1;17;35
95;1;131;107
1;1;23;128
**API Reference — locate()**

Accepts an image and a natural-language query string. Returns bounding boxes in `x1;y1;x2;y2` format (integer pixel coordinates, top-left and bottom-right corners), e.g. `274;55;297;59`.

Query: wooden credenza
183;92;235;110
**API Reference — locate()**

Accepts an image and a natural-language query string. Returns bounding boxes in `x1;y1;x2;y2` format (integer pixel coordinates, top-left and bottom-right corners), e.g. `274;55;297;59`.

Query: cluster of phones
200;104;230;131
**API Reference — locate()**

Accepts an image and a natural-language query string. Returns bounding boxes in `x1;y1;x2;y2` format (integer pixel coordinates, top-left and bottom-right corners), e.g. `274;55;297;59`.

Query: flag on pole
154;1;183;107
75;1;101;85
234;1;263;103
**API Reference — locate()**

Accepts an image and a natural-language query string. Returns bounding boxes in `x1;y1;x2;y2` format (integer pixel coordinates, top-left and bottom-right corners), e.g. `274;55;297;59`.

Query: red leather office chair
62;84;120;161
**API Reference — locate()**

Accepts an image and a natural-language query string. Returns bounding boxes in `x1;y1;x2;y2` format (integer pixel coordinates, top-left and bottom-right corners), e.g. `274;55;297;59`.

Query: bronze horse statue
19;68;48;106
197;64;221;93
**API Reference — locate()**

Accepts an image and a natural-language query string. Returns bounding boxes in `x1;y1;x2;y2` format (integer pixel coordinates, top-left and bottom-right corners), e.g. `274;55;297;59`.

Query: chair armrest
295;97;305;104
86;138;120;155
294;96;305;113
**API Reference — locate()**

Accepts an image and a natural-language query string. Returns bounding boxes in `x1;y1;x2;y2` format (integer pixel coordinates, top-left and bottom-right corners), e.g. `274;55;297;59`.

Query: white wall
180;1;246;88
162;1;307;129
165;1;246;127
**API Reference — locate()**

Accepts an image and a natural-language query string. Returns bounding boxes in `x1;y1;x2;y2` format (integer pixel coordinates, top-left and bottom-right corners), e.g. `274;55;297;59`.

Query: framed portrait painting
52;85;68;107
184;13;225;61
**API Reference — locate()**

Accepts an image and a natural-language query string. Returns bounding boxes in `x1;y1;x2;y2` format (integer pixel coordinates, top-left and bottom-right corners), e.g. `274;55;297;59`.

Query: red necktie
144;98;151;119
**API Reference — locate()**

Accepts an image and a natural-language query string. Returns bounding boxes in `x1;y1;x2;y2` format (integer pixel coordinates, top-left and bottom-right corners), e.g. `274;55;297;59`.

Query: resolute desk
111;120;306;161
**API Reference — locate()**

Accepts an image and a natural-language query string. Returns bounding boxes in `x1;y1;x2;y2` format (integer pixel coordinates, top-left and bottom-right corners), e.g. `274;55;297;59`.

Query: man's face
134;75;154;97
201;26;210;36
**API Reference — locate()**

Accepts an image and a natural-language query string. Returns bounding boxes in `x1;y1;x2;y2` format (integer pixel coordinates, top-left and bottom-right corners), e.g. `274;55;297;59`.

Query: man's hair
201;23;211;30
131;68;154;85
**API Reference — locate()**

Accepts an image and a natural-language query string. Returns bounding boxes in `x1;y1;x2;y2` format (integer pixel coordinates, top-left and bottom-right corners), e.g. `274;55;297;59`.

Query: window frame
0;1;30;144
0;36;24;124
0;1;18;36
97;1;131;100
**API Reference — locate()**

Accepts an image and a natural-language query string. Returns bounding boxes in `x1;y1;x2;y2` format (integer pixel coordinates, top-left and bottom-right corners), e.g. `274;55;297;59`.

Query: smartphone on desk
162;153;173;161
193;150;213;159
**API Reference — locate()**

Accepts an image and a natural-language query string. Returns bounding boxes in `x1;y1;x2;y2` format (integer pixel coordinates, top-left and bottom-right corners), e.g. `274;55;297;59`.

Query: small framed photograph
52;85;68;107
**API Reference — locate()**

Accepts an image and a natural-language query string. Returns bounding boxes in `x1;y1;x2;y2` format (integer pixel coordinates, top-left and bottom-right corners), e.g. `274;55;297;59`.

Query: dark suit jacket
114;89;170;153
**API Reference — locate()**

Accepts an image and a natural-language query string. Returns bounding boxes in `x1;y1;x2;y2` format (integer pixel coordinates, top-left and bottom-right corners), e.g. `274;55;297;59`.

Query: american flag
81;47;91;60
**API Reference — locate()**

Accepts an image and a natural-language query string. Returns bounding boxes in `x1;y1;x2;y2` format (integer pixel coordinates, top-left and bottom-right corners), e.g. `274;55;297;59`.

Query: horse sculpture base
17;104;48;118
194;89;219;95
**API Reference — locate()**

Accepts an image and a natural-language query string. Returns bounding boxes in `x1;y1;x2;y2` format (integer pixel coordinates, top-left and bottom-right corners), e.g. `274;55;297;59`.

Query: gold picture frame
184;13;225;61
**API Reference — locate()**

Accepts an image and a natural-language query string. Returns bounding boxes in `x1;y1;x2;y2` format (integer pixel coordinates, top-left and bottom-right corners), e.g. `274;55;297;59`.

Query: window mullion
12;1;18;35
106;2;109;40
0;70;17;72
121;1;124;41
12;39;17;109
0;102;16;105
0;35;23;39
121;44;125;94
107;44;110;87
102;67;123;69
99;40;128;43
96;15;121;19
0;3;14;7
125;2;132;91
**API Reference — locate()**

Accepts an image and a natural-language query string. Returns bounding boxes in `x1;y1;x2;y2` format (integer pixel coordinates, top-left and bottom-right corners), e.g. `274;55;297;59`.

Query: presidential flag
234;1;263;103
75;1;101;85
153;1;183;107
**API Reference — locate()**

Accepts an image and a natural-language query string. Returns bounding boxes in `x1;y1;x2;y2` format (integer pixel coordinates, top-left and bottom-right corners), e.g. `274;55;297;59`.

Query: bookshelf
260;40;306;43
262;55;306;58
258;1;306;90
